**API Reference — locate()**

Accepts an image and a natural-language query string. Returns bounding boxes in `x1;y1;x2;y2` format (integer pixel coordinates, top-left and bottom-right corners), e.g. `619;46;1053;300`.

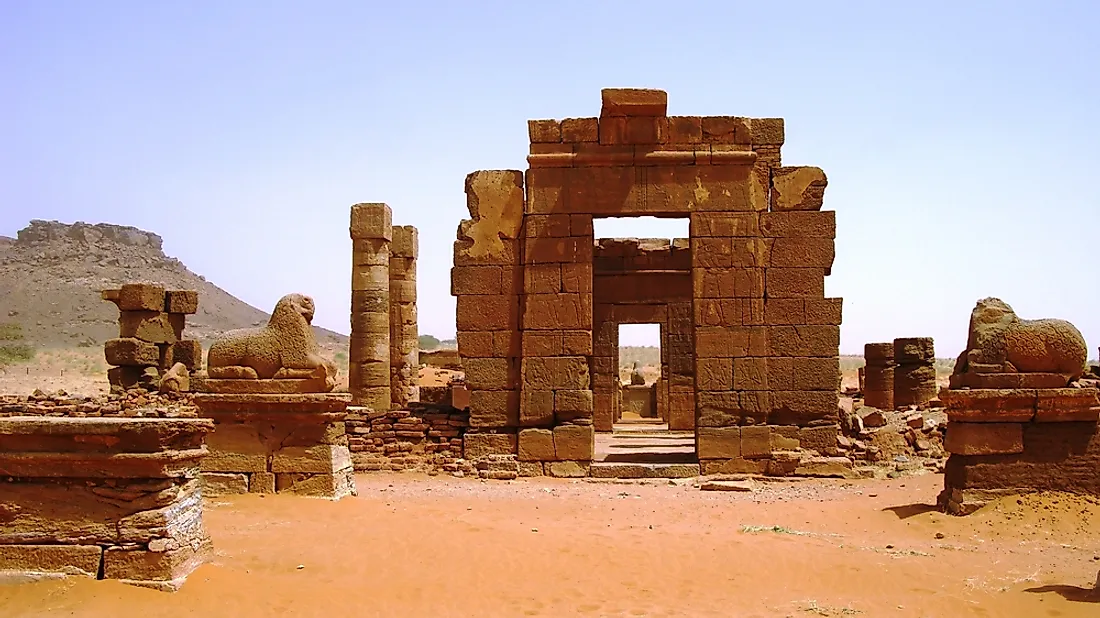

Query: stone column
893;337;937;407
389;225;419;408
863;342;895;410
350;203;392;410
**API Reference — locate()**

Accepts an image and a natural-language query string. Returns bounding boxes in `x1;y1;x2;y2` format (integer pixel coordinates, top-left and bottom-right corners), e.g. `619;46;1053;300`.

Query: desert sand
2;473;1097;617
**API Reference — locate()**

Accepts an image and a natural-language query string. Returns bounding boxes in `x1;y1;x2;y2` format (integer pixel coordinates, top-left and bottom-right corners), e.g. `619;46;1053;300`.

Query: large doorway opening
590;217;695;465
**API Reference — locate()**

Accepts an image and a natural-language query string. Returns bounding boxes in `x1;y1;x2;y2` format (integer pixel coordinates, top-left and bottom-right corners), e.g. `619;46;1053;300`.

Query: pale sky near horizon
2;1;1098;356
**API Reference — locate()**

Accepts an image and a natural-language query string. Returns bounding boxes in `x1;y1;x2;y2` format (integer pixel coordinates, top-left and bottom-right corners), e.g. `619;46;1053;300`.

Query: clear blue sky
2;1;1097;356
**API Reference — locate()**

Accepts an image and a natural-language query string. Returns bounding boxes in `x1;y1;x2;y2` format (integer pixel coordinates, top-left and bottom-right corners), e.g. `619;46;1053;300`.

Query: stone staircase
591;420;700;478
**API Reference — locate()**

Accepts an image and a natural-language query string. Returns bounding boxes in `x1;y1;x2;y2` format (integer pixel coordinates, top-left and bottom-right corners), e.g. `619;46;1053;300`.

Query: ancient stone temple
451;88;842;476
191;294;355;499
939;297;1099;514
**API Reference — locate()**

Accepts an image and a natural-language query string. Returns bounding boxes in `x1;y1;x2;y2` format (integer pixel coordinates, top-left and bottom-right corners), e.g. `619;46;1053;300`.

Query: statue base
192;394;355;500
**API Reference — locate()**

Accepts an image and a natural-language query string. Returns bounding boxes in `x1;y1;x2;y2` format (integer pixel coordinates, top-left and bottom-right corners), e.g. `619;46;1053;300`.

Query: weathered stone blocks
102;284;202;392
192;394;355;499
0;417;213;590
893;337;937;407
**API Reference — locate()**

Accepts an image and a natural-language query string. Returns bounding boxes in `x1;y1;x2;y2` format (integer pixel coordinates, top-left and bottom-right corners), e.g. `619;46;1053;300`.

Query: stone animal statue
206;293;337;383
630;361;646;386
953;297;1088;381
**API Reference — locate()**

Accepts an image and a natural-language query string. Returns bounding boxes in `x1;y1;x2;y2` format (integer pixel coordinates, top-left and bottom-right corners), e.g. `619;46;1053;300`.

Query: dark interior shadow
882;503;939;519
1025;583;1100;603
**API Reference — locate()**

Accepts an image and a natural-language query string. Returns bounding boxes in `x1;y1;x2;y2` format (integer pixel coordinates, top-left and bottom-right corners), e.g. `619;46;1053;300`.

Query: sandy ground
2;474;1099;617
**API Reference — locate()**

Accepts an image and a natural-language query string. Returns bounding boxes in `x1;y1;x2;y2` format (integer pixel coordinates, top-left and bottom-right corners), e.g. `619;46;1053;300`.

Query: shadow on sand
882;503;939;519
1025;581;1100;603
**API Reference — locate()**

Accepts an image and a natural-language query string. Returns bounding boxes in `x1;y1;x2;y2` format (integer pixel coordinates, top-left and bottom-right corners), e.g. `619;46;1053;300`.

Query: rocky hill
0;220;348;349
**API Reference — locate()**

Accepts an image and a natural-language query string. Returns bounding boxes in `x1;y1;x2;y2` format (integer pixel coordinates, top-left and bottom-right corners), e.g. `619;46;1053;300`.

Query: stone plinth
192;394;356;500
621;384;656;418
0;417;214;590
938;387;1100;514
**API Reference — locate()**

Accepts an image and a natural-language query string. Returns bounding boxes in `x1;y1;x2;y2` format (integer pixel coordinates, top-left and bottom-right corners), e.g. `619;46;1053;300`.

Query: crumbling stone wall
101;284;201;390
452;88;843;476
347;384;470;473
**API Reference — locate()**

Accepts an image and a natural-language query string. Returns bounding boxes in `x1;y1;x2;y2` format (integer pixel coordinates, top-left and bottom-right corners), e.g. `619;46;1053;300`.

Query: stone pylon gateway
451;88;843;476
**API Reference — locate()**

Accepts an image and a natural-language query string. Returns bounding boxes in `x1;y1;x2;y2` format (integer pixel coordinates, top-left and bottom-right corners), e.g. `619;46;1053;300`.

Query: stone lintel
527;148;756;168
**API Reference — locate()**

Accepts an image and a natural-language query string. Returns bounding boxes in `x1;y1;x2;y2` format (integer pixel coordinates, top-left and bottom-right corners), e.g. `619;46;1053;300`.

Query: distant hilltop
0;219;347;348
15;220;164;251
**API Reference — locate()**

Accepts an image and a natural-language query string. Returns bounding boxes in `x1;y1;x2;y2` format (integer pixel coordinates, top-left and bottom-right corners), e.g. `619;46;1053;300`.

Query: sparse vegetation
0;322;36;367
619;346;660;369
419;334;441;350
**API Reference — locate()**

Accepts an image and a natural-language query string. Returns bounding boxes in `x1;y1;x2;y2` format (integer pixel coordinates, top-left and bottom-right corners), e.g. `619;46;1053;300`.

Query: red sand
2;473;1099;617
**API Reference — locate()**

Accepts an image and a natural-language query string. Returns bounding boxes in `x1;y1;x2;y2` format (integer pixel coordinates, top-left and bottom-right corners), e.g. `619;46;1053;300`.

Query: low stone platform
0;416;214;590
939;387;1100;514
192;393;356;499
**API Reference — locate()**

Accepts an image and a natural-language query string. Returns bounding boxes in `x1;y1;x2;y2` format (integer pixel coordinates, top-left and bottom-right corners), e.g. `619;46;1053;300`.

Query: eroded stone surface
202;293;337;392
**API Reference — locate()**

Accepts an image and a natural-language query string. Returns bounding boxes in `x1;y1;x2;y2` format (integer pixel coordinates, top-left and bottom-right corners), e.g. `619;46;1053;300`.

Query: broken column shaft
349;203;392;410
389;225;419;407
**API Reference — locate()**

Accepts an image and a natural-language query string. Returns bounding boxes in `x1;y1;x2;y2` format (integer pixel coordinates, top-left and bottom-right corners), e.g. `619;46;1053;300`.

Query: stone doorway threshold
592;419;699;478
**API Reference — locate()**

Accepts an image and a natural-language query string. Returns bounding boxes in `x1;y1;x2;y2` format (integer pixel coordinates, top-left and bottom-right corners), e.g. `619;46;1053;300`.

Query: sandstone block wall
0;417;213;590
452;88;843;475
347;384;470;473
102;284;200;390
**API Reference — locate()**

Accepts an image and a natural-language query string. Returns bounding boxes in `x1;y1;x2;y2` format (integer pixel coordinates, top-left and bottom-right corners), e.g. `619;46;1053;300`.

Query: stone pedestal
0;417;214;590
192;394;356;500
938;387;1100;514
622;384;656;418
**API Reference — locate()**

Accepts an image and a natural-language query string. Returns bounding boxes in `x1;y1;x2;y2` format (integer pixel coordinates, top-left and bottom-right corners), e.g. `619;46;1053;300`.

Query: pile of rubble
0;388;197;418
837;396;947;478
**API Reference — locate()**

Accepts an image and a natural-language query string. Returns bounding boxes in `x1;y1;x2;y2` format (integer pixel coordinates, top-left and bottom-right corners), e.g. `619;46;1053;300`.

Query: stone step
589;462;700;479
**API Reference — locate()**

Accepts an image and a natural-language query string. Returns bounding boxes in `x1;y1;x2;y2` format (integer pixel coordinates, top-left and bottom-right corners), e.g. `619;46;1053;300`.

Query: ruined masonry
863;342;895;410
0;417;213;590
893;337;937;407
451;88;843;477
101;283;201;391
